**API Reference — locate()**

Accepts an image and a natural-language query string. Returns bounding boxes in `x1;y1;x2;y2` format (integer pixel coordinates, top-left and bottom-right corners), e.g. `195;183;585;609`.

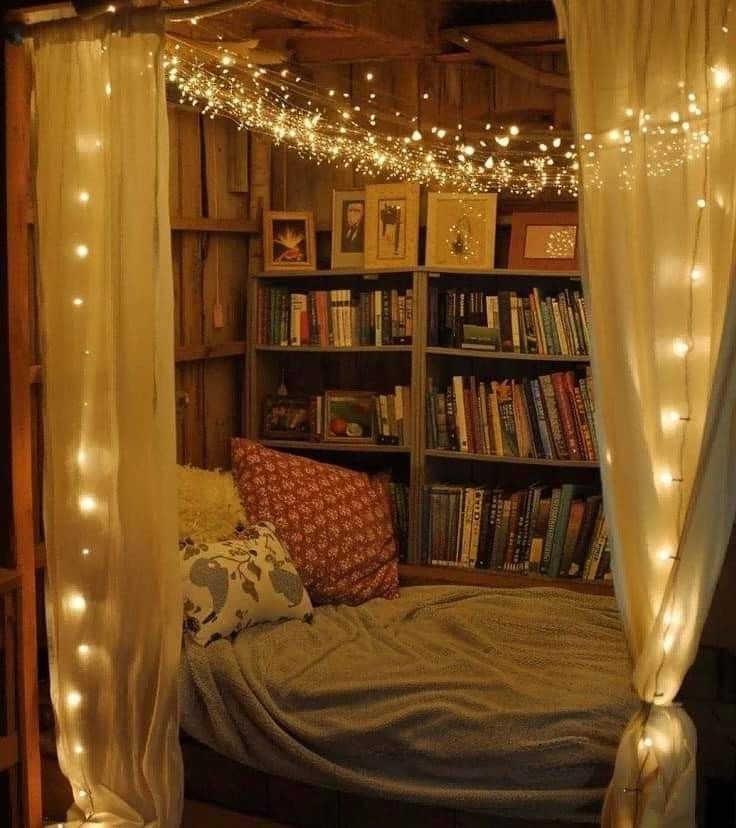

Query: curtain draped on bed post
33;12;183;826
554;1;736;825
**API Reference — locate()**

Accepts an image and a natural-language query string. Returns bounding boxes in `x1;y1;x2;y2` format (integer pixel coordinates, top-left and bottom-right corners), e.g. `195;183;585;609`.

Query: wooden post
5;40;43;828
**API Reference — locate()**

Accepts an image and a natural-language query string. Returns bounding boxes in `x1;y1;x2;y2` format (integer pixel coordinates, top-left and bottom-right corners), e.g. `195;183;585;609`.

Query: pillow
181;521;313;646
177;464;247;543
231;439;399;605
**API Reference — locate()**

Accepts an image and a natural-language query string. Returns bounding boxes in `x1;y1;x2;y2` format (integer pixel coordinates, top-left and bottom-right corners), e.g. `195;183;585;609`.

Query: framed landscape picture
425;192;498;271
331;189;365;269
364;182;420;269
508;211;579;271
262;396;312;441
263;211;316;272
323;391;375;443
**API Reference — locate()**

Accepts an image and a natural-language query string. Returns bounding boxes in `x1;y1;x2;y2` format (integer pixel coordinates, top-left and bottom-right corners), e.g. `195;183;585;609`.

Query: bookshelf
245;266;612;596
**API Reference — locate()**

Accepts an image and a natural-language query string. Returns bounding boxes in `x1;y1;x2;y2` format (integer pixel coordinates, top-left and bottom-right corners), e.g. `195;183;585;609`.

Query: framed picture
331;189;365;269
323;390;375;443
425;192;498;271
262;396;312;441
263;211;316;272
364;182;420;269
508;211;579;271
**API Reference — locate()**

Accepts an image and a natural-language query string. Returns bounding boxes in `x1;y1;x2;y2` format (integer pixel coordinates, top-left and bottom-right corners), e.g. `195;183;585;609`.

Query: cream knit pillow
177;465;248;543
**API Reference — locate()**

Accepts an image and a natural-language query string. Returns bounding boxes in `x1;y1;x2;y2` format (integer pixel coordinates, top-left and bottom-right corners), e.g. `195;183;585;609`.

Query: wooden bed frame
180;735;589;828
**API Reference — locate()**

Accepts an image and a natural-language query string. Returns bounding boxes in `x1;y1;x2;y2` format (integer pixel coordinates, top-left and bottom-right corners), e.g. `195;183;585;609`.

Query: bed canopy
23;0;736;825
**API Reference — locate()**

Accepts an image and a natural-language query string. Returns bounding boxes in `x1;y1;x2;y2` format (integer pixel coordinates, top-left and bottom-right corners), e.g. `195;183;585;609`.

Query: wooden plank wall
168;106;260;470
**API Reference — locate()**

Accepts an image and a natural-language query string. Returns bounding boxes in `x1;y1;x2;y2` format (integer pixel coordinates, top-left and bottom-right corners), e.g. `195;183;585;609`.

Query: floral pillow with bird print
181;521;313;647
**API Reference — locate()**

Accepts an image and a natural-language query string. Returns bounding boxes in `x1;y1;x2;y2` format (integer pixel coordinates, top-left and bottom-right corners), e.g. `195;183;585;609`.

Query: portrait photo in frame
508;211;579;271
331;189;366;269
263;211;316;272
262;396;312;441
364;182;420;269
425;192;498;271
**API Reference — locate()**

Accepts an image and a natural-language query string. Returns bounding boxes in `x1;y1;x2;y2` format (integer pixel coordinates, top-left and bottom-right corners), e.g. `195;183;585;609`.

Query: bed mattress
179;585;636;824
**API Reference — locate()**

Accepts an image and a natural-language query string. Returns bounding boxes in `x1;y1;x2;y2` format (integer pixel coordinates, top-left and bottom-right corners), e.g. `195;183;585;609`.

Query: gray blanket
179;585;636;823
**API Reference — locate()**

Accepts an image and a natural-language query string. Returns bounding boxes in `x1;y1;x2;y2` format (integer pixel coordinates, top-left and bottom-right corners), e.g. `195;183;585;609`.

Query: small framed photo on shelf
425;192;498;271
508;211;579;271
331;189;365;269
262;396;312;441
364;182;420;269
263;211;316;271
324;390;375;443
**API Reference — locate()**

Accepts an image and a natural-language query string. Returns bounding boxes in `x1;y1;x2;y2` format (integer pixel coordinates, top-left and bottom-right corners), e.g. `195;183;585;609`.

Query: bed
179;584;636;825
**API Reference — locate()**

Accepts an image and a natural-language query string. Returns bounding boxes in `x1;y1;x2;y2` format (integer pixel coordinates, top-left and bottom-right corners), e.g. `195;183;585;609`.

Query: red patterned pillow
231;439;399;605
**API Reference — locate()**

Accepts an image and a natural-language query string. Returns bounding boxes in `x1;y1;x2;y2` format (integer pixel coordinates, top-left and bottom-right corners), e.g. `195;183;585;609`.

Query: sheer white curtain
555;1;736;825
33;12;182;826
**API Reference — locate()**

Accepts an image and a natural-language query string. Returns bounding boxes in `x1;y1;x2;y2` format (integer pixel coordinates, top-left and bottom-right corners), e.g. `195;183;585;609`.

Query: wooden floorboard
182;800;288;828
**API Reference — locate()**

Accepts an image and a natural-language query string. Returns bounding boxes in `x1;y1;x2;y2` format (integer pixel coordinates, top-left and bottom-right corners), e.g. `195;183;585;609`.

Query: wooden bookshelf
245;266;607;595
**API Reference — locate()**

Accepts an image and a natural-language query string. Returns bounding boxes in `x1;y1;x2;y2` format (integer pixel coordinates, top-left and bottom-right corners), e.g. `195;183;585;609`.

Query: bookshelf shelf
255;267;415;279
398;564;614;596
256;344;412;353
426;347;589;363
425;449;599;469
261;439;411;454
425;267;581;280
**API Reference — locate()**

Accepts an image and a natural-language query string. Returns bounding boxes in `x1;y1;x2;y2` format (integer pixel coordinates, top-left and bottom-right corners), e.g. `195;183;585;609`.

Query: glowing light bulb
68;594;86;613
72;297;84;306
691;267;703;281
105;82;112;96
509;125;519;136
79;494;97;513
639;736;653;749
696;197;706;208
436;128;446;139
659;471;674;486
73;743;85;755
657;546;673;561
662;409;681;428
106;3;115;11
700;134;710;144
463;144;475;156
583;132;592;141
673;338;690;357
712;65;731;88
67;690;82;709
663;632;676;652
484;156;494;169
411;129;422;141
78;790;87;798
221;56;233;67
365;72;373;81
81;548;90;557
75;244;89;259
607;130;619;141
494;135;510;147
552;137;561;147
422;92;429;100
670;111;680;122
539;142;548;151
77;644;91;657
664;609;680;626
78;191;90;204
625;107;634;117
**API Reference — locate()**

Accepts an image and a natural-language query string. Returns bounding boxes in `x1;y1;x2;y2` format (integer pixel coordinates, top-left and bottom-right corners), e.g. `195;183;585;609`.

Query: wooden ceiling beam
255;0;437;50
439;20;561;46
254;26;354;40
443;29;569;91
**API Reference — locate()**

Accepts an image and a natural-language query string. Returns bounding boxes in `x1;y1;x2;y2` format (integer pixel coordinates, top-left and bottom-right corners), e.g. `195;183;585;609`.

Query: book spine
551;372;582;460
382;290;391;345
503;492;523;570
530;378;554;459
543;298;560;354
539;374;568;459
374;290;382;346
492;497;511;570
469;376;482;454
541;488;562;574
551;300;569;355
531;288;548;354
452;376;469;452
498;290;514;351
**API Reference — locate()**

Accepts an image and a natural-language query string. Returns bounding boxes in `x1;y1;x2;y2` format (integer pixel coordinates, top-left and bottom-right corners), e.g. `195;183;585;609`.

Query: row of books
422;483;610;579
374;388;411;445
258;287;414;347
386;481;409;562
426;370;598;461
428;287;590;355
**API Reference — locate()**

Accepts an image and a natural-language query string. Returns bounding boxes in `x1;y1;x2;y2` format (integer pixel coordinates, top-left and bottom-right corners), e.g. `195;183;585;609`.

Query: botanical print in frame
263;211;316;272
331;189;365;269
323;390;375;443
425;192;498;271
508;211;579;271
364;182;420;269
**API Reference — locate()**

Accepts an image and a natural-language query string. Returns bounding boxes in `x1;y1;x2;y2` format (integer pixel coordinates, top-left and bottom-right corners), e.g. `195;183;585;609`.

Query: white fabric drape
34;13;182;826
555;2;736;825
